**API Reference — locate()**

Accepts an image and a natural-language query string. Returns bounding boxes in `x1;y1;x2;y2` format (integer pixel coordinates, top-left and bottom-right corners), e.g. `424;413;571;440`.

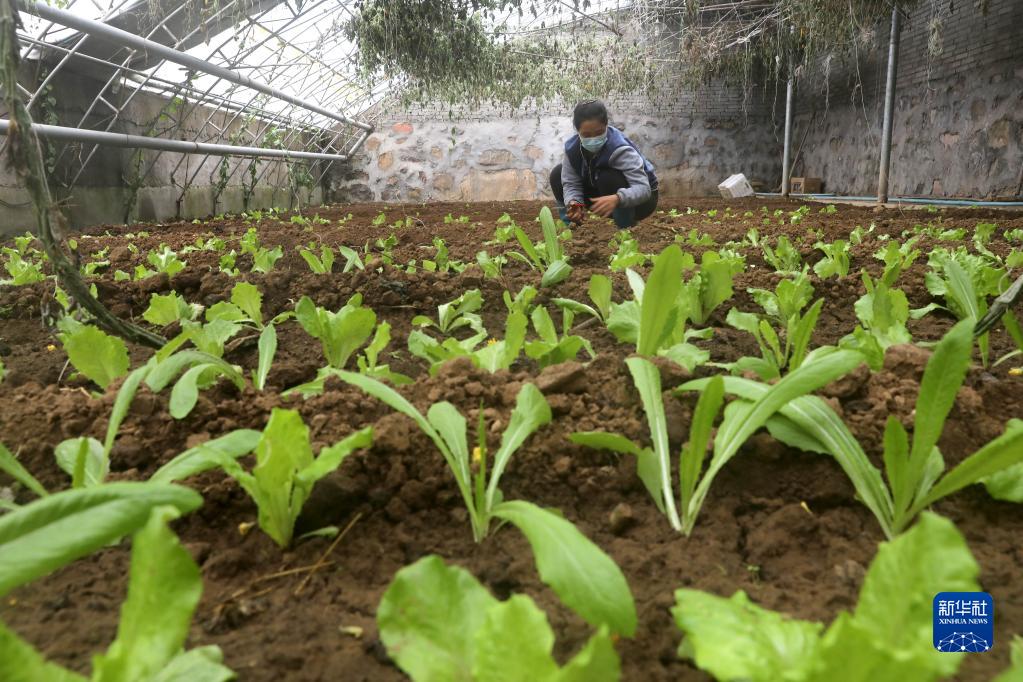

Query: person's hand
567;202;586;224
590;193;620;217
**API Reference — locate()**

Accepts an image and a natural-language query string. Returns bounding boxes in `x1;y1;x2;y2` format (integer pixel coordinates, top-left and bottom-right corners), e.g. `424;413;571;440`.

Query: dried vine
1;0;165;349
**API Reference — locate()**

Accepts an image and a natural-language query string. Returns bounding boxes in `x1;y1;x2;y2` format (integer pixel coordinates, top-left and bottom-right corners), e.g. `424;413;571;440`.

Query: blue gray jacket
561;126;658;208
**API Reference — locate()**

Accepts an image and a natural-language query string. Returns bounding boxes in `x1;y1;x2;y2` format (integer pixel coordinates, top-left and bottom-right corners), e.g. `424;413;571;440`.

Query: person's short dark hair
573;99;608;130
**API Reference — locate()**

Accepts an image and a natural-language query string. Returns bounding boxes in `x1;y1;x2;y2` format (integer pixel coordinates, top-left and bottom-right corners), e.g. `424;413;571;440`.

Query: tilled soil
2;198;1023;680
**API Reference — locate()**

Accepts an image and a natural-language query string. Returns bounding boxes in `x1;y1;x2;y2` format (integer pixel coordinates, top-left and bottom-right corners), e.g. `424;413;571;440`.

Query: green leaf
54;437;106;488
377;555;498;682
253;324;277;391
672;589;822;682
983;461;1023;502
92;506;205;682
556;626;620;682
0;621;85;682
541;259;572;287
569;432;642;457
150;430;261;484
682;350;864;533
914;420;1023;512
680;376;723;515
493;500;637;636
60;325;130;390
149;647;235;682
143;292;201;326
626;357;680;530
0;442;47;498
297;427;373;489
485;384;551;509
816;512;979;679
105;363;153;456
658;342;709;372
473;595;559;680
688;375;895;537
0;483;201;597
904;320;972;512
588;274;612;320
248;409;314;548
296;295;377;368
638;245;685;356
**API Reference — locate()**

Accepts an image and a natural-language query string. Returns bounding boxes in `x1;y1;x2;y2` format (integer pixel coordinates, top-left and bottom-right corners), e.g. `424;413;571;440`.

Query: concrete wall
792;0;1023;198
330;85;783;203
0;68;325;237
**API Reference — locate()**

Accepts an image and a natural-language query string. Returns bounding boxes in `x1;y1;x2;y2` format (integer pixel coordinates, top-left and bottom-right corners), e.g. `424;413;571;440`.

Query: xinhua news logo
933;592;994;653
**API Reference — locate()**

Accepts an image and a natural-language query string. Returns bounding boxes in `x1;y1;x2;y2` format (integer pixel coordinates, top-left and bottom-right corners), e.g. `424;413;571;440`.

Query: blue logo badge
933;592;994;653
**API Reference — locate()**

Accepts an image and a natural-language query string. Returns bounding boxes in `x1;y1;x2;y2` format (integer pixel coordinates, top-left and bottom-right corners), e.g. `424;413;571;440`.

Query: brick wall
793;0;1023;198
332;82;783;202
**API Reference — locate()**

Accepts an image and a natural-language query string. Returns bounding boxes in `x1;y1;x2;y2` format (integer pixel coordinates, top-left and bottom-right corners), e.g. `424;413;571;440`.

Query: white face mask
579;133;607;153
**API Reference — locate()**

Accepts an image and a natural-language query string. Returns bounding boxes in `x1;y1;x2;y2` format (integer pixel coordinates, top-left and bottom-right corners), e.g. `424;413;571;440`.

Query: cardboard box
790;177;822;194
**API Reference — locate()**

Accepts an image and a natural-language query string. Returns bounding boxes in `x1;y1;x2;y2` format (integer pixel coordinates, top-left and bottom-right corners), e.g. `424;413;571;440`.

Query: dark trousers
549;163;658;228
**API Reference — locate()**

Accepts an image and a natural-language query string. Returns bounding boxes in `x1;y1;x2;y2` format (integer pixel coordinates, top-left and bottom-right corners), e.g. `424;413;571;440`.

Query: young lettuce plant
56;318;130;390
813;239;850;278
678;250;737;327
506;206;572;287
574;350;862;535
553;274;612;324
0;492;234;682
761;235;802;273
672;513;983;682
606;244;711;372
839;271;914;370
915;247;1004;366
524;306;594;368
378;556;623;682
337;372;637;637
202;281;294;390
142;291;203;327
412;288;485;337
214;408;372;548
722;271;824;380
295;293;377;369
689;320;1023;538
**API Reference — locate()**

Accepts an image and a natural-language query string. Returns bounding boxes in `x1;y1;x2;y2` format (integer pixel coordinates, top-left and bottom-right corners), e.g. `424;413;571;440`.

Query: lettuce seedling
678;250;737;327
1;246;46;285
553;274;612;324
838;271;914;369
812;239;850;278
605;244;711;371
761;235;802;273
378;556;623;681
691;320;1023;538
145;245;186;278
506;206;572;287
412;288;484;336
608;230;649;271
723;271;824;380
216;408;372;548
575;350;862;535
295;293;377;369
673;513;983;682
0;499;234;681
423;237;466;273
57;319;130;390
342;373;636;635
409;309;525;374
297;243;335;273
475;249;506;278
524;306;594;368
915;247;1004;366
142;291;203;326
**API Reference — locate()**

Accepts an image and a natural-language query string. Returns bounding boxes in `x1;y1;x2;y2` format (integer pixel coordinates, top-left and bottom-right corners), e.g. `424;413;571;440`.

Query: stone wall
0;68;327;237
792;0;1023;198
330;86;783;203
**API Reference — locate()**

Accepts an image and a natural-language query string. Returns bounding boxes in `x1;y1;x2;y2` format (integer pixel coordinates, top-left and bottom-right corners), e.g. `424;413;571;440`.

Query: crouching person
550;99;659;229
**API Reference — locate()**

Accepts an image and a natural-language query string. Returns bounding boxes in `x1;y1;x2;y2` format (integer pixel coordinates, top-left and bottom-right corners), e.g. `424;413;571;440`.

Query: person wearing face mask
549;99;659;229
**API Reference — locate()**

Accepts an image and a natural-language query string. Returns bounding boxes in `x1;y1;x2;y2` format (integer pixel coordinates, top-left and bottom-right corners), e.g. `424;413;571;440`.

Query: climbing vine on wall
345;0;920;106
